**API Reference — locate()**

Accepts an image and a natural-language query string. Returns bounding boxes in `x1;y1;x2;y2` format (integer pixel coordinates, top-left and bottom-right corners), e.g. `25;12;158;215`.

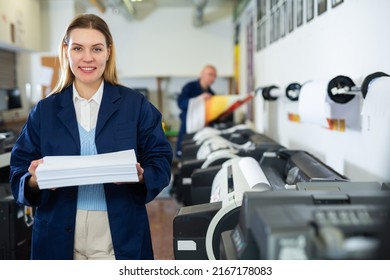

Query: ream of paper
36;149;138;189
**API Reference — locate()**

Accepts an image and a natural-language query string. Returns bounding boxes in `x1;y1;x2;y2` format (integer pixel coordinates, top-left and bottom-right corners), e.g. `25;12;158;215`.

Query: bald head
200;65;217;89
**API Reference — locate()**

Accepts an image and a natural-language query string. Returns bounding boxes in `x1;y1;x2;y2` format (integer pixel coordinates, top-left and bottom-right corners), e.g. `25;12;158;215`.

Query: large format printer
189;148;347;206
173;157;271;259
259;149;349;189
180;124;255;160
173;124;256;205
180;127;281;168
173;131;283;206
220;187;388;260
172;151;363;260
180;121;238;145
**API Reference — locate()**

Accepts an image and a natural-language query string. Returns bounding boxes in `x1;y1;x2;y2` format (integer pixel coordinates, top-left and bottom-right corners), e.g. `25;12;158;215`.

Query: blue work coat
9;83;173;260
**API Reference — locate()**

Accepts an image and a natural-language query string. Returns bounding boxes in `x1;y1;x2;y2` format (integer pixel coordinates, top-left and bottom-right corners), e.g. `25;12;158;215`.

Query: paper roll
360;76;390;178
237;157;270;189
298;79;361;130
361;76;390;119
298;80;330;127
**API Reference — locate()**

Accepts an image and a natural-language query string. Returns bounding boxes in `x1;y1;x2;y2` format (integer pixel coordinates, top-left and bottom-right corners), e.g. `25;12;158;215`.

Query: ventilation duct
122;0;136;16
193;0;208;27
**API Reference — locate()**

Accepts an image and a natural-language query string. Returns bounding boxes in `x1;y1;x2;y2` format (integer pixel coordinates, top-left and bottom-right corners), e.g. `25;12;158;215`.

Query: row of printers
171;123;390;260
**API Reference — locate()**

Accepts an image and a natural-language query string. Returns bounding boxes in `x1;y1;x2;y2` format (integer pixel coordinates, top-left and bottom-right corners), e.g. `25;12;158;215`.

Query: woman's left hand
114;162;144;185
136;162;144;184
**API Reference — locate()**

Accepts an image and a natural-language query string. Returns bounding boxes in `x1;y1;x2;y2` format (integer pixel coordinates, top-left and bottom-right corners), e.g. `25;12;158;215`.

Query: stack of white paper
36;149;139;189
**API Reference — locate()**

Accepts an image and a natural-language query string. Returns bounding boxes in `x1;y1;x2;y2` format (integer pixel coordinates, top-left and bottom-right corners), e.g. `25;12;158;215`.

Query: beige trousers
73;209;115;260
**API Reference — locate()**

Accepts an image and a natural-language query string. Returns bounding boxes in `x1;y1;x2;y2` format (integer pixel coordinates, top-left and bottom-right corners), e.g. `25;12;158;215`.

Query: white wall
93;6;234;77
244;0;390;182
0;0;41;51
40;0;79;52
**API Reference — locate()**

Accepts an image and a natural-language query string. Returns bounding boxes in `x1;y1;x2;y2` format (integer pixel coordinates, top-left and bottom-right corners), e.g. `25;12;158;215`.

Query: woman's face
66;28;110;90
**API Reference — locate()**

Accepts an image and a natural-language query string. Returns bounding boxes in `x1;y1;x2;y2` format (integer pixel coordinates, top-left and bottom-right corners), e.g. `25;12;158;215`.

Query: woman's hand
27;159;43;190
114;162;144;185
136;162;145;184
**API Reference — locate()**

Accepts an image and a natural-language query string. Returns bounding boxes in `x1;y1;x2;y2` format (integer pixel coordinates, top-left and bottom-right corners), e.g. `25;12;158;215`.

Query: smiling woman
53;14;119;97
65;28;110;99
9;14;173;260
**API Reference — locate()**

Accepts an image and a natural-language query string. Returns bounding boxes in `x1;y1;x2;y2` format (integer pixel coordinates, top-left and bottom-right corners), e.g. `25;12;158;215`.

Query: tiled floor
146;197;182;260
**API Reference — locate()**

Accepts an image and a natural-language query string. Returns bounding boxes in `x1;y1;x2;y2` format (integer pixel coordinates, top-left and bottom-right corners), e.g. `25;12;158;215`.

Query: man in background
176;65;217;158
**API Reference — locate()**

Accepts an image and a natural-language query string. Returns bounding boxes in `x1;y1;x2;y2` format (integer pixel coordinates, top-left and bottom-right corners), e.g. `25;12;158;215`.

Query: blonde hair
51;14;119;94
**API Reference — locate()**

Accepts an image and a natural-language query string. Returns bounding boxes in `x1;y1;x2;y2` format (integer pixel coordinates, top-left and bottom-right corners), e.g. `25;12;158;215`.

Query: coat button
65;226;72;232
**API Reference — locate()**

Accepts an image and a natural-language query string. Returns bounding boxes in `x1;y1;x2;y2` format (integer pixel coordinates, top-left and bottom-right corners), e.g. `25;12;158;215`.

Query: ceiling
83;0;233;8
77;0;234;26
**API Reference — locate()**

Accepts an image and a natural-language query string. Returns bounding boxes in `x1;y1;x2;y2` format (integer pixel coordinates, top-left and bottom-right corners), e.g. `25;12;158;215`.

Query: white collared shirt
72;81;104;131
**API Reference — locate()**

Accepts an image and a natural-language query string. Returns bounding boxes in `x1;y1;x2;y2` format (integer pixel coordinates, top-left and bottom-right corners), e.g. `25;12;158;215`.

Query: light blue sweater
76;124;107;211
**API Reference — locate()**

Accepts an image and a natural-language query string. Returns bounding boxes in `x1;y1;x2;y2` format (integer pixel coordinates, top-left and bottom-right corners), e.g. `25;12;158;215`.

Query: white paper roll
360;76;390;180
361;76;390;119
237;157;270;189
298;80;330;127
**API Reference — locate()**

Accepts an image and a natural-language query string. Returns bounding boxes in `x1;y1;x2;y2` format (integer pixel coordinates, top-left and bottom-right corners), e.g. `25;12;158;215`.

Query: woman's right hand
27;159;43;190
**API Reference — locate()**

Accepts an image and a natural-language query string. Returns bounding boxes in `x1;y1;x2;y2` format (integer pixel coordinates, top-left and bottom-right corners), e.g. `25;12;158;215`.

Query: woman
9;14;173;260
